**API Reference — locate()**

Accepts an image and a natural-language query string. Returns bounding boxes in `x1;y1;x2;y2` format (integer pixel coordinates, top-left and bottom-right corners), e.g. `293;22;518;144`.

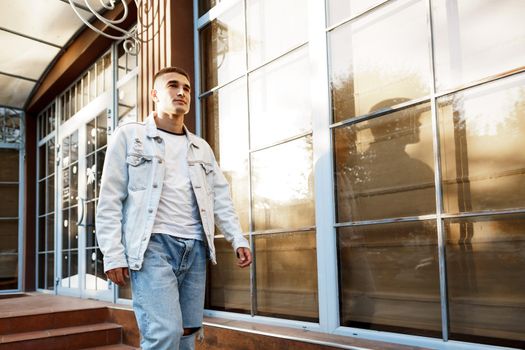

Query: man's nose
176;88;184;96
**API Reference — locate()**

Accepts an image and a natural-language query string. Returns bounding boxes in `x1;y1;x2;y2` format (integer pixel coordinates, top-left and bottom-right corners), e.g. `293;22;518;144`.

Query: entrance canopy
0;0;103;109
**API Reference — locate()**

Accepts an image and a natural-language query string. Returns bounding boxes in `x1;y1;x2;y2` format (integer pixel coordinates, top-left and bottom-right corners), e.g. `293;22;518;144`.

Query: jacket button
148;209;153;213
158;159;163;164
156;138;162;143
153;183;158;188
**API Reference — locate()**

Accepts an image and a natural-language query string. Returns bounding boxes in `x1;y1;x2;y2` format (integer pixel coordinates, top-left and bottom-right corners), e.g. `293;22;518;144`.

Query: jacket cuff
232;235;250;253
103;255;129;273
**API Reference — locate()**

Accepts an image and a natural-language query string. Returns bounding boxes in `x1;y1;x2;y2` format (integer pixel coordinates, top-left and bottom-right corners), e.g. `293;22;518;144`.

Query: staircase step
0;322;122;350
0;307;109;335
82;345;139;350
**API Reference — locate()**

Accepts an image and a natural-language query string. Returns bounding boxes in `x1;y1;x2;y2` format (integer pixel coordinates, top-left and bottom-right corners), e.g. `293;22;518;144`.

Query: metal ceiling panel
0;75;35;108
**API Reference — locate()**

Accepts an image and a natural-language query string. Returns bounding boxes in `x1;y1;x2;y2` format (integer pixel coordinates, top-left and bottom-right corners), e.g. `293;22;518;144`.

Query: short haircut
153;67;191;88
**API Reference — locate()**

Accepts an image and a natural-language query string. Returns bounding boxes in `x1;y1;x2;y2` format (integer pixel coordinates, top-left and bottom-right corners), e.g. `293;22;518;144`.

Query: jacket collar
145;112;199;148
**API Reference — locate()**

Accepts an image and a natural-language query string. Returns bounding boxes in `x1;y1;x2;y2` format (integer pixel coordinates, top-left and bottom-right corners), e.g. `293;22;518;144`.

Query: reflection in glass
207;237;250;313
445;214;525;347
38;254;45;289
96;113;107;149
38;180;45;216
38;218;45;251
0;148;19;182
251;136;314;231
0;220;18;252
87;119;96;154
46;215;54;252
246;0;308;69
198;0;217;17
86;248;96;290
329;0;430;122
46;254;54;291
334;102;435;222
46;175;54;214
39;145;46;180
248;47;311;149
327;0;386;26
70;208;78;250
96;151;105;197
47;139;55;176
86;201;96;248
255;231;318;322
86;154;96;200
432;0;525;91
0;184;19;217
118;76;137;126
200;2;245;91
202;79;250;232
70;131;79;163
338;221;441;336
438;76;525;214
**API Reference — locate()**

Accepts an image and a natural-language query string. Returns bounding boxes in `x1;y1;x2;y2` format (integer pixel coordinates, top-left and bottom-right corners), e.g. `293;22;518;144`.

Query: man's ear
150;88;158;102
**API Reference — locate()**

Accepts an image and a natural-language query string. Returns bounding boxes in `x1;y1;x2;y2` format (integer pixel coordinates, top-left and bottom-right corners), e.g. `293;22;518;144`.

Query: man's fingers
237;248;252;268
123;268;130;279
106;268;128;286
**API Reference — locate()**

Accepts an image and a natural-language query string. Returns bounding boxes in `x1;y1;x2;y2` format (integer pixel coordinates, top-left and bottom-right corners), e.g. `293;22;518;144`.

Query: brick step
82;345;139;350
0;307;109;335
0;322;122;350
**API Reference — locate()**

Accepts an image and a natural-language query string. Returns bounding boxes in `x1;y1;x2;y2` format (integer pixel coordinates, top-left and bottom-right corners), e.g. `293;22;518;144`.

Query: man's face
152;72;191;116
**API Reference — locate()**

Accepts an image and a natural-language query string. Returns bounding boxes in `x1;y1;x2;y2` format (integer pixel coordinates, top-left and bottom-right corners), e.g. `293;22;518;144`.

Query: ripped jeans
131;234;206;350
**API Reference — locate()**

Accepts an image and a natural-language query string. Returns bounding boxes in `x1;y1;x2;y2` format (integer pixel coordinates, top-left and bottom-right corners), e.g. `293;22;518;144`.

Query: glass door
56;102;113;301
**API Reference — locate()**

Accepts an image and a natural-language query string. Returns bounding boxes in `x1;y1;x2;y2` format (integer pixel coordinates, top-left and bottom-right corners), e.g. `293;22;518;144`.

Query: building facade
0;0;524;349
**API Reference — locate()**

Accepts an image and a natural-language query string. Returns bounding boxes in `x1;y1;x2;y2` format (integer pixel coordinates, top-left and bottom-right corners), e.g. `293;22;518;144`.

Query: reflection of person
337;98;438;328
96;67;252;350
338;98;435;221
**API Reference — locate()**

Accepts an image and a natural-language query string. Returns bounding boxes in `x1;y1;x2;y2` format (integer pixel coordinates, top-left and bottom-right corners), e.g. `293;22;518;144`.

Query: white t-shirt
151;129;204;240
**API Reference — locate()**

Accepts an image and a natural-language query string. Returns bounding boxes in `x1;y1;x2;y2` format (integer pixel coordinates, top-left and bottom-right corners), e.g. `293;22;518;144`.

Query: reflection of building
1;1;524;349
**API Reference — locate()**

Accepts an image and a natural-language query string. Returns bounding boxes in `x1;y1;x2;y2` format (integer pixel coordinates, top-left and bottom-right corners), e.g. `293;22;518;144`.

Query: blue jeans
131;234;207;350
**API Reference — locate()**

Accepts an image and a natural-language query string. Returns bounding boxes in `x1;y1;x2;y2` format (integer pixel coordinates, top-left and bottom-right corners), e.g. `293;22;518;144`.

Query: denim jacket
96;113;249;272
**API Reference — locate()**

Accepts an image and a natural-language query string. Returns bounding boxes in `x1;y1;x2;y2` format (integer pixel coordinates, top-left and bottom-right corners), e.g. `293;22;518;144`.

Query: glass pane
62;209;69;251
38;180;45;216
445;214;525;347
0;219;18;290
46;215;54;253
87;119;96;154
246;0;308;68
86;154;96;201
200;2;245;91
46;175;55;214
97;59;104;96
198;0;217;17
334;103;435;222
62;135;70;168
251;136;314;231
38;217;45;252
96;112;107;149
70;250;79;288
118;76;137;126
432;0;525;91
47;139;55;176
96;151;105;198
104;53;112;92
86;248;96;290
38;253;45;289
46;254;54;291
0;148;19;182
207;237;251;313
70;131;79;163
327;0;386;26
2;109;23;144
62;168;70;208
70;208;78;250
96;249;108;291
203;79;250;232
117;45;127;79
82;74;89;108
0;184;19;217
248;47;311;149
0;219;18;251
329;0;431;122
338;221;441;336
70;165;78;205
61;252;69;288
438;76;525;214
38;145;46;180
89;66;96;102
255;231;318;321
86;201;96;248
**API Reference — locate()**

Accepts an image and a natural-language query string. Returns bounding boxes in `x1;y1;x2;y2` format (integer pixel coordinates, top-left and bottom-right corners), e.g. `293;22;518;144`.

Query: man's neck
154;111;185;134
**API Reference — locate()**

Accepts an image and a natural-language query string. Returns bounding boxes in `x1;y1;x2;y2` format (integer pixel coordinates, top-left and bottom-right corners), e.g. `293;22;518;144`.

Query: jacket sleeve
96;127;129;272
211;153;250;253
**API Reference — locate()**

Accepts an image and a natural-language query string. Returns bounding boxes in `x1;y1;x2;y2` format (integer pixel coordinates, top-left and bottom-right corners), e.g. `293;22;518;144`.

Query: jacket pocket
126;153;153;191
200;162;215;194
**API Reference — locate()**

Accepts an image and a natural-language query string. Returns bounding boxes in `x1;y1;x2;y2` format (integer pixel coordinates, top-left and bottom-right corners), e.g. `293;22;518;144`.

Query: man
96;66;252;350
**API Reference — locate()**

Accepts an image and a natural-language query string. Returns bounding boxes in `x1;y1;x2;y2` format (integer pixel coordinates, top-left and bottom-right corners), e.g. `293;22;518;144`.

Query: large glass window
0;107;23;291
330;0;525;346
328;0;431;122
37;103;56;291
199;0;317;321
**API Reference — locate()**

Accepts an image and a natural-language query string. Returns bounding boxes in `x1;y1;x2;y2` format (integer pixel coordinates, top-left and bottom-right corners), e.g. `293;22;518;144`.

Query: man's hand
236;247;252;268
106;267;129;286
